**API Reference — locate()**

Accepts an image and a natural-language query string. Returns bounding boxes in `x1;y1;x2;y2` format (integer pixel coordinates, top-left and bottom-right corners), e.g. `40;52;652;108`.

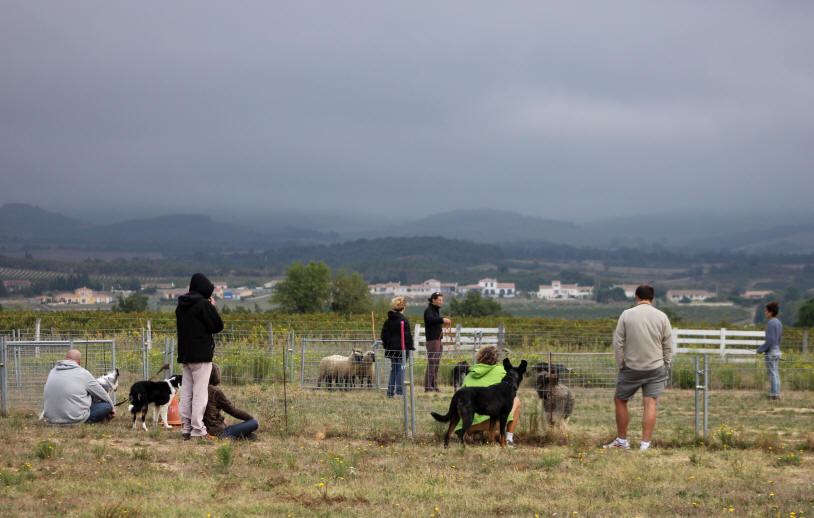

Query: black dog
431;358;527;448
451;360;470;390
128;374;182;431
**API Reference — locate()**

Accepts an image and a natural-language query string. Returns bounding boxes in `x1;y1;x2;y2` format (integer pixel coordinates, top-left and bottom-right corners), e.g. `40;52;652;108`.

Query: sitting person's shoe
197;434;218;443
603;438;630;450
246;432;259;442
182;433;191;441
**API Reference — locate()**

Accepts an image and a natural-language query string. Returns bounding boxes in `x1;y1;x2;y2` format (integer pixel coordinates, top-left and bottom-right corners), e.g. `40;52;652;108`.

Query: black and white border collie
128;374;182;431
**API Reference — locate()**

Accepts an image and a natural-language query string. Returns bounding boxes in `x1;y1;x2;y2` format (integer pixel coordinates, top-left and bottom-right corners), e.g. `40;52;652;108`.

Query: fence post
268;322;274;354
703;354;709;438
111;339;117;372
0;337;8;415
300;338;306;386
694;355;700;437
401;348;410;438
373;340;381;390
803;331;808;354
409;350;416;437
719;328;726;359
498;325;505;353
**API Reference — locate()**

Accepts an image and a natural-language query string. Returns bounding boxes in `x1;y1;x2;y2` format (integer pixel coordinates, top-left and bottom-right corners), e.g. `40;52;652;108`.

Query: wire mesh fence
1;327;812;446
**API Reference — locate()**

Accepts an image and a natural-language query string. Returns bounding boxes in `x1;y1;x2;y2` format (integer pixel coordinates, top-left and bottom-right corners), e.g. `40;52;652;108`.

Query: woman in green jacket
455;345;522;445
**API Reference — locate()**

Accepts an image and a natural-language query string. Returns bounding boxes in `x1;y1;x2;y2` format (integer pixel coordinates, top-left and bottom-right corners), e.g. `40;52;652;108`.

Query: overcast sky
1;1;813;223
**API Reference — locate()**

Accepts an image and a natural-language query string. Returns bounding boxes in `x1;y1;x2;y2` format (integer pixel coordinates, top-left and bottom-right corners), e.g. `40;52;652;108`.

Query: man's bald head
66;349;82;364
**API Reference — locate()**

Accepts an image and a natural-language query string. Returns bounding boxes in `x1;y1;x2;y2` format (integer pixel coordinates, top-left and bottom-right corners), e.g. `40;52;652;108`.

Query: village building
742;290;773;300
667;289;716;302
2;279;31;292
536;280;594;300
42;286;113;305
610;284;639;299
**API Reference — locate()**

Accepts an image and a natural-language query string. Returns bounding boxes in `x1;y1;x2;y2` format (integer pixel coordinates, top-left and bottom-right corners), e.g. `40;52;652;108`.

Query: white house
537;280;594;300
667;289;715;303
611;284;639;299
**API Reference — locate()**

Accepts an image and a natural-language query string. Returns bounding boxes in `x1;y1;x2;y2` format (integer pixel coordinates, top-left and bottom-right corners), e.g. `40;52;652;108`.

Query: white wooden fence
413;324;505;352
673;328;765;358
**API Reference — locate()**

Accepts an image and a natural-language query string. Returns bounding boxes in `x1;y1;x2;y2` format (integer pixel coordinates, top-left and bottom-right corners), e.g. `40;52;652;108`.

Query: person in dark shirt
203;363;258;440
756;301;783;400
423;291;451;392
380;296;414;397
176;272;224;439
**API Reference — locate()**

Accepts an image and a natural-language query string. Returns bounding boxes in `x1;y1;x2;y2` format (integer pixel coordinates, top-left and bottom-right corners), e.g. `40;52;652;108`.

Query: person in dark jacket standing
423;291;451;392
381;297;414;398
176;273;224;439
204;363;258;440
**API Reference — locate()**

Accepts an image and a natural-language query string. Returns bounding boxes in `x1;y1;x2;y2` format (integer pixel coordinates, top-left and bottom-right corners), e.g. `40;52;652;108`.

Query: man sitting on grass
455;345;522;446
41;349;115;425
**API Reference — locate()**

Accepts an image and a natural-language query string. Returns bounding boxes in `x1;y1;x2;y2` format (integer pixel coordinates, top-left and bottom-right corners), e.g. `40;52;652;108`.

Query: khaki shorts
615;364;668;400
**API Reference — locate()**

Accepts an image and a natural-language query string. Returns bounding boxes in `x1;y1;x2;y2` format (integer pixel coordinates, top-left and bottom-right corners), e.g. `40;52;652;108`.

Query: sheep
353;350;376;388
318;350;364;389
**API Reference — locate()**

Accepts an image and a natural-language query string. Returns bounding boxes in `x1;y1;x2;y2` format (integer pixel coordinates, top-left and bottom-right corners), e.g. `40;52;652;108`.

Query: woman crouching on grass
204;363;259;440
456;344;522;446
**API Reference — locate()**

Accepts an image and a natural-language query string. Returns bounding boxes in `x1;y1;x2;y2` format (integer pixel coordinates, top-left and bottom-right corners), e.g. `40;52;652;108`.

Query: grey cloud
1;1;813;221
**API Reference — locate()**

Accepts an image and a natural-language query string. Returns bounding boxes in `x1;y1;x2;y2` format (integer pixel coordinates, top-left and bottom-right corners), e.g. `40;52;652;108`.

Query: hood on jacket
189;272;215;298
209;363;222;386
55;359;81;370
387;310;404;319
177;290;206;308
467;362;503;380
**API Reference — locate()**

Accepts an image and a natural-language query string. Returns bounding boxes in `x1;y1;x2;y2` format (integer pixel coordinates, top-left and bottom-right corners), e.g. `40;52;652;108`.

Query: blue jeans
85;401;113;423
765;353;781;396
387;356;404;397
219;419;259;439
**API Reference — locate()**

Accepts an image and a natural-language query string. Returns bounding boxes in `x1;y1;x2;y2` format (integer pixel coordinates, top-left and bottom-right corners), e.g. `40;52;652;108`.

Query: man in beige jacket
605;285;673;451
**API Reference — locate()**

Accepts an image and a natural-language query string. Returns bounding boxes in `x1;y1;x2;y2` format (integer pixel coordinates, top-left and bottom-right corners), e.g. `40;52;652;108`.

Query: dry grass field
1;383;813;518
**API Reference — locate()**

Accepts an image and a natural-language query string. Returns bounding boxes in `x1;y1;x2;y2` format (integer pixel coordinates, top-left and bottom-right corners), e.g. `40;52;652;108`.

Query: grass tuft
94;503;142;518
33;439;58;459
216;442;233;472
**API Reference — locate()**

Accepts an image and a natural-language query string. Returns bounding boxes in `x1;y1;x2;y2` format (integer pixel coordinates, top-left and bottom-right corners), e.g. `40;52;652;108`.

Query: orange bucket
167;394;182;427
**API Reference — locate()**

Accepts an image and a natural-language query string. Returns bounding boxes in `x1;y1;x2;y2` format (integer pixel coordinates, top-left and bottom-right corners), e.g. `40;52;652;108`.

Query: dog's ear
518;360;527;374
503;358;512;370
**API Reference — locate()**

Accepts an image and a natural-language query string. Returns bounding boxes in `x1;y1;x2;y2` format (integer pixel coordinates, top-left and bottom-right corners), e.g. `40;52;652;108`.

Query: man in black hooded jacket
176;273;224;439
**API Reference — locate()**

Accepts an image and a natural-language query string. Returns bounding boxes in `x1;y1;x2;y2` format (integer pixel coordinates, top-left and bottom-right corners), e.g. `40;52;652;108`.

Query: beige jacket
613;303;674;371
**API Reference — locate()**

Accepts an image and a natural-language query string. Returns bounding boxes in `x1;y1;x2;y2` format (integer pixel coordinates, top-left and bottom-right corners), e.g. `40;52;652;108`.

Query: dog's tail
430;395;457;422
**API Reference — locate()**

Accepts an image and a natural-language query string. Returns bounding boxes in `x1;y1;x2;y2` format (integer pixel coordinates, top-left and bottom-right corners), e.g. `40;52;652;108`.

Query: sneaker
182;433;191;441
505;439;515;448
246;432;259;442
640;443;651;451
196;434;218;443
603;438;630;450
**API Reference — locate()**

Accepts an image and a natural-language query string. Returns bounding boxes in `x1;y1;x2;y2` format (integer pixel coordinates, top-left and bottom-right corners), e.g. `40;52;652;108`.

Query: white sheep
318;350;363;389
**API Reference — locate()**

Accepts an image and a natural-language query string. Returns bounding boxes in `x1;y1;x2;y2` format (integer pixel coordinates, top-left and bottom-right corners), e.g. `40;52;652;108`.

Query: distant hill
0;203;81;240
368;208;582;244
0;203;331;252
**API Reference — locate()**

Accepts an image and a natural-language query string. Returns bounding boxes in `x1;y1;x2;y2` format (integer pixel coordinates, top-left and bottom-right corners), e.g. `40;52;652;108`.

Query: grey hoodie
42;360;113;424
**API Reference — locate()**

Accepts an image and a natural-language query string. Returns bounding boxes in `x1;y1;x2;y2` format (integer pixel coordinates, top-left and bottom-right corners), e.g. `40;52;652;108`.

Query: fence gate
0;337;116;414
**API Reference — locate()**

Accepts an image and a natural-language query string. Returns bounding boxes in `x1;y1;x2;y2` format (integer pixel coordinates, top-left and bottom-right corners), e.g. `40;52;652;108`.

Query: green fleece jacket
454;362;514;431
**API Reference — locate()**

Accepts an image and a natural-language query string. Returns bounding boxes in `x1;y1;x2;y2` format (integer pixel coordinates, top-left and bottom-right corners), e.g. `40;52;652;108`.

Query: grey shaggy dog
535;371;575;434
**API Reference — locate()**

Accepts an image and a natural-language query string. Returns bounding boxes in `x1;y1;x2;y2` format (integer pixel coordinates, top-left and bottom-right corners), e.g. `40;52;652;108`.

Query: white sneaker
640;443;651;451
603;438;630;450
